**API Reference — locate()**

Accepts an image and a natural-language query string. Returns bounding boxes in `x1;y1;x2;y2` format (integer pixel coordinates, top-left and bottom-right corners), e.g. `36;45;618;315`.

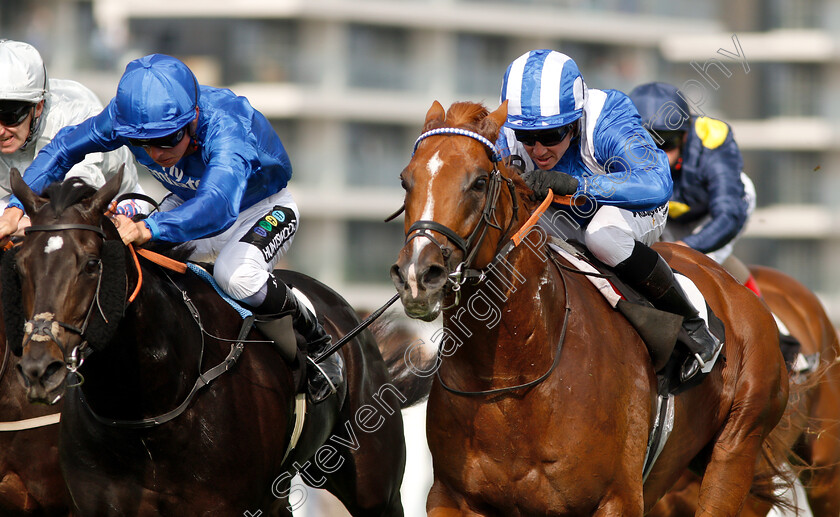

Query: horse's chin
26;385;65;406
21;368;67;405
400;296;442;322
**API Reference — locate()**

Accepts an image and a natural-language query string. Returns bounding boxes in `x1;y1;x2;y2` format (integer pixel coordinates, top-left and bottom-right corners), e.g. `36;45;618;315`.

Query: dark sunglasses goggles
0;101;35;127
129;127;187;149
514;124;574;147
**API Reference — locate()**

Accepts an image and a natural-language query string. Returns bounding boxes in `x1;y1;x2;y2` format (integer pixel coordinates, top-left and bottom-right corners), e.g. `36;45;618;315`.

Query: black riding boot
616;242;723;382
255;275;344;404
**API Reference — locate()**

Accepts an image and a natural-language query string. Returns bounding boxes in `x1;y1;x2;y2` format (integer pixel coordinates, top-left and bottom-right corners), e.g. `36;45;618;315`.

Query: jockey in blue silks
2;54;342;403
628;81;760;295
497;49;722;382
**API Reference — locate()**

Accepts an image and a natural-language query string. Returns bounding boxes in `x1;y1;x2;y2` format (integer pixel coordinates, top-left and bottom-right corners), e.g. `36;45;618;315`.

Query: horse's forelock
40;178;99;216
444;102;490;132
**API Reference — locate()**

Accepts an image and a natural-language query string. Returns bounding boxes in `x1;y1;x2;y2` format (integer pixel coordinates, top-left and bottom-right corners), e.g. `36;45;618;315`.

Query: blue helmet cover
113;54;199;139
501;49;587;130
628;82;690;132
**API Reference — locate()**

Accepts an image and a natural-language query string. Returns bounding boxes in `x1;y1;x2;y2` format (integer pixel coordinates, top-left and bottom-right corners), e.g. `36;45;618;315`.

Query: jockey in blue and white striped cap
498;49;723;384
501;49;586;130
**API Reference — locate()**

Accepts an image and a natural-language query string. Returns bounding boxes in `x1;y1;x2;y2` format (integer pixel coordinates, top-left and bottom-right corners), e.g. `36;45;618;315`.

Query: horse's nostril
390;264;406;288
44;361;64;381
15;364;31;387
423;265;448;290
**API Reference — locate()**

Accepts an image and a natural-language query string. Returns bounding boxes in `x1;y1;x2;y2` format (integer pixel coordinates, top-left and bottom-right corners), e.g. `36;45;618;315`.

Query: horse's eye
472;177;488;191
84;258;101;275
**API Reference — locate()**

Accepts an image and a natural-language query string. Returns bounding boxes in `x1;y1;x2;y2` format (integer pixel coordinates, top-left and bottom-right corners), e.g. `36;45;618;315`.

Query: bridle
22;223;113;372
406;127;577;397
20;219;251;428
406;127;520;305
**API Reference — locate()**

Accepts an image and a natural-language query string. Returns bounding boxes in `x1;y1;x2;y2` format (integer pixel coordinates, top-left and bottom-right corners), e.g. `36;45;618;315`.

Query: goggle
0;101;34;127
652;130;684;151
128;127;187;149
514;124;574;147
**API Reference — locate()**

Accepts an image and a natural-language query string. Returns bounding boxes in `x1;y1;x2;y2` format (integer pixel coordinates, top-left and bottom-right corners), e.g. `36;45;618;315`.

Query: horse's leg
799;368;840;517
647;471;701;517
0;472;39;513
696;410;778;517
427;480;468;517
318;390;406;516
802;417;840;516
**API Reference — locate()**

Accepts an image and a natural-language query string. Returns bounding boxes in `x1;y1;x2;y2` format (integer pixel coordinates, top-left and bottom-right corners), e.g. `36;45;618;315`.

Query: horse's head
390;100;528;321
8;168;124;403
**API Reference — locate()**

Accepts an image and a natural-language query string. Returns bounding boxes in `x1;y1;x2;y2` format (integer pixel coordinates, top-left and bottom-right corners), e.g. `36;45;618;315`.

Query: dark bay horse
390;100;793;515
651;266;840;517
8;169;420;516
0;283;69;516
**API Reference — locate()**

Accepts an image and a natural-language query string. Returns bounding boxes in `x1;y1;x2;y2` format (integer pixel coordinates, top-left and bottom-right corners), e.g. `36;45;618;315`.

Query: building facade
2;0;839;318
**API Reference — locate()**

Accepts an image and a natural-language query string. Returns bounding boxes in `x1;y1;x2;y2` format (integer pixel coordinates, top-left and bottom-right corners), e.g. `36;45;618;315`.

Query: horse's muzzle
390;262;446;321
16;342;67;405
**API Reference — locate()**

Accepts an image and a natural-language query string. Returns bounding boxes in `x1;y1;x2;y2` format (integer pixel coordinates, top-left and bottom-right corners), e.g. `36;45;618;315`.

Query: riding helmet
500;49;587;130
113;54;199;139
0;39;48;103
628;82;691;132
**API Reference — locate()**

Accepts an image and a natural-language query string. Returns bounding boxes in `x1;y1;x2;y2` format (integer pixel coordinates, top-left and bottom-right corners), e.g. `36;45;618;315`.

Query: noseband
22;223;113;370
407;128;519;304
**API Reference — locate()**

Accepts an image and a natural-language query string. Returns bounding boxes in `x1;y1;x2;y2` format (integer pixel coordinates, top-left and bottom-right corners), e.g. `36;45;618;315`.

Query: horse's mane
41;178;99;215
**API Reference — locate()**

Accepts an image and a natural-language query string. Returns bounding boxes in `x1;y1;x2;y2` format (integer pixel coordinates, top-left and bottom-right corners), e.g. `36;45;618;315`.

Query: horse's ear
483;100;509;137
422;101;446;132
9;168;47;216
88;164;124;216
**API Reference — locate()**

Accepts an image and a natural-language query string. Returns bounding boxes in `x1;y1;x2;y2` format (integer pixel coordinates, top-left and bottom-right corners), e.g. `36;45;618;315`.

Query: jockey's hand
0;207;25;240
525;169;579;199
113;214;152;246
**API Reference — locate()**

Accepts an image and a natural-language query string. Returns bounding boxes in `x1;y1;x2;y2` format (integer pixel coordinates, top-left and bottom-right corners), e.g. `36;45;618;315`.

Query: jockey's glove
525;169;579;199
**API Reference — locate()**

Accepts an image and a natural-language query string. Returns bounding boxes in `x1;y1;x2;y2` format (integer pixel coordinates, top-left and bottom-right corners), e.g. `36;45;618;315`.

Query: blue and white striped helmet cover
501;49;586;130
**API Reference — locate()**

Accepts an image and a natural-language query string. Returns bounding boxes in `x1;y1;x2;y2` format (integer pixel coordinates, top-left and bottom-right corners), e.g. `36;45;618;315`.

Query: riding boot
255;275;344;404
616;242;723;382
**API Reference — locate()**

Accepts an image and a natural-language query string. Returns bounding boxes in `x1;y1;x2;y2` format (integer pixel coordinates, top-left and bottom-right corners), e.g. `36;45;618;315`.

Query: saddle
548;238;725;395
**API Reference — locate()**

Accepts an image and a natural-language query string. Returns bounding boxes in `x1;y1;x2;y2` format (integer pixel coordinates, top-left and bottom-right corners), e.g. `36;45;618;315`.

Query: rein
436;252;572;397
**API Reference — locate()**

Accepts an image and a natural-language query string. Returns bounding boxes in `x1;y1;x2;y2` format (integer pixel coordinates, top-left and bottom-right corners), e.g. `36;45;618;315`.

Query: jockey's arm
681;137;747;253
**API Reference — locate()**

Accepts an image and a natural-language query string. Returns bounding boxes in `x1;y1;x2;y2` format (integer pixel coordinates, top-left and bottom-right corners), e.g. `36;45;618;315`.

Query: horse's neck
79;270;201;417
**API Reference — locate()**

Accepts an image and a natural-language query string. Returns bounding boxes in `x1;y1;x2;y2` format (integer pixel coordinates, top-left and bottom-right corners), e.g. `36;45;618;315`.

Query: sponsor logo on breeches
239;206;298;262
634;204;667;218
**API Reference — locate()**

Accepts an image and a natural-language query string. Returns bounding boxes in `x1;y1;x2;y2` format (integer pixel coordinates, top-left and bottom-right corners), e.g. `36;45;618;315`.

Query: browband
25;224;106;238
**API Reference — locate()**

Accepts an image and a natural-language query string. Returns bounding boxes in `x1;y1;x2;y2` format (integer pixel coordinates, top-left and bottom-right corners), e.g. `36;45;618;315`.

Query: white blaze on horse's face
405;150;444;299
44;236;63;254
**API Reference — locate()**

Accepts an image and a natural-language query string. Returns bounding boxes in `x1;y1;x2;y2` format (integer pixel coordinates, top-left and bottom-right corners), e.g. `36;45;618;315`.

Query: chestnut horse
390;100;793;515
7;169;419;516
651;266;840;517
751;265;840;516
0;279;69;515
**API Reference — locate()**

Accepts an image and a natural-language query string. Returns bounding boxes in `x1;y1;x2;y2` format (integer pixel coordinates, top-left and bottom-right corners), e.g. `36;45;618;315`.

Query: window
345;221;405;283
346;123;415;187
347;24;410;90
455;34;510;98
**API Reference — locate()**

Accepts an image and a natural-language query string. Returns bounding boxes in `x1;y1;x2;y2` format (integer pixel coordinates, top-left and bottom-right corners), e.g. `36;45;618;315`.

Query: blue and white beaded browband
413;127;502;163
